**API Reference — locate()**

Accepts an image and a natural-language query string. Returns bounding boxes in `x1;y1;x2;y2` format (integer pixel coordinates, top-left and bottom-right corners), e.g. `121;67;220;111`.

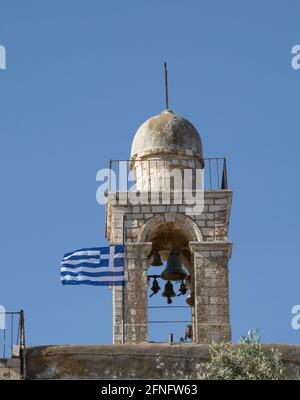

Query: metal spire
164;62;169;111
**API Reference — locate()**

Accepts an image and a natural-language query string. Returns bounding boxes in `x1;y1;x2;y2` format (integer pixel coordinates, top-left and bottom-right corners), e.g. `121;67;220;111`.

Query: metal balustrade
108;157;228;192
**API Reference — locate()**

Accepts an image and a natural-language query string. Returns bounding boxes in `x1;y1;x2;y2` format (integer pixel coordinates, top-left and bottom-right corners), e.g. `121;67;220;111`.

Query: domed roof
131;110;203;159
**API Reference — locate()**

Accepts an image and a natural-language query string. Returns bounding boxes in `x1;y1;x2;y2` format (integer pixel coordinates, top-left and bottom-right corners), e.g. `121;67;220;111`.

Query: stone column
189;241;232;343
113;242;152;344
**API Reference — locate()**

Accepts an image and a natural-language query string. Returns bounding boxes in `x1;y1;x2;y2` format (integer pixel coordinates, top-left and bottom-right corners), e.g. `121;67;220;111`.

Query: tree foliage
199;342;285;380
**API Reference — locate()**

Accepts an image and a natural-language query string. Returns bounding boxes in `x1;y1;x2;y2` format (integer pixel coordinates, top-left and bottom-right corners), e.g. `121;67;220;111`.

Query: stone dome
130;110;203;160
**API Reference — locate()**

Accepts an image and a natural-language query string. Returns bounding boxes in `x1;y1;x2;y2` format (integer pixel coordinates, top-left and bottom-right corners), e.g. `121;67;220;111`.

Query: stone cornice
189;241;233;258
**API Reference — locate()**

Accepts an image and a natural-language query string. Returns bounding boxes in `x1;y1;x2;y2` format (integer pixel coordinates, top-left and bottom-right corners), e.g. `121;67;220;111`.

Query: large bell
161;249;187;281
151;250;163;267
162;281;176;304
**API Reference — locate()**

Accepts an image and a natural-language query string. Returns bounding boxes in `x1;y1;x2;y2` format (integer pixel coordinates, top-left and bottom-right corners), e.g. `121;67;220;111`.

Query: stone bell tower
105;73;233;345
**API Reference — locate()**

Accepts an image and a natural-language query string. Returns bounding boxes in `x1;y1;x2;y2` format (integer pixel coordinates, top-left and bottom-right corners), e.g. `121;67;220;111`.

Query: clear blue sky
1;0;300;345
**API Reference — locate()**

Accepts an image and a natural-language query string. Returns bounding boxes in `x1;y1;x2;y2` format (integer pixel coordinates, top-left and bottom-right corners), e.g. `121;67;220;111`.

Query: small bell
177;280;187;296
151;250;163;267
162;281;176;304
161;249;187;281
149;276;161;297
186;292;195;307
185;325;193;341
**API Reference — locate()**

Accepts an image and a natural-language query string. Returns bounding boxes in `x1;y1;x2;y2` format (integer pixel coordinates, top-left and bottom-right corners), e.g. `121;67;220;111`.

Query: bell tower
105;68;233;345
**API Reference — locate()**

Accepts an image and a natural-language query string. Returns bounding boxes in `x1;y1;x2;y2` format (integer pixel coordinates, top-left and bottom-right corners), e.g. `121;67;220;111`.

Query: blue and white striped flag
61;245;125;286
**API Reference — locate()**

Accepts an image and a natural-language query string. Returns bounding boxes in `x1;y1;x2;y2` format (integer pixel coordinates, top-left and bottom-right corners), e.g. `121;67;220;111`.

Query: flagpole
121;213;126;344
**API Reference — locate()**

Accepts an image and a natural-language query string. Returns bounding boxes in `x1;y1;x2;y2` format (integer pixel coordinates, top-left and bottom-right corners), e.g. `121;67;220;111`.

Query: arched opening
138;213;202;343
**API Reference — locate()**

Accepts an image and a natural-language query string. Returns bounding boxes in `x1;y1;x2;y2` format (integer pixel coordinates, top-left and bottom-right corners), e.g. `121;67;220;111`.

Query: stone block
215;199;228;205
209;205;227;212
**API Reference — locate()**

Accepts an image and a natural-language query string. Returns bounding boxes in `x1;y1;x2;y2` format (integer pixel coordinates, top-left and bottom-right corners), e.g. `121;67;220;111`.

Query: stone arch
137;213;203;270
137;213;203;243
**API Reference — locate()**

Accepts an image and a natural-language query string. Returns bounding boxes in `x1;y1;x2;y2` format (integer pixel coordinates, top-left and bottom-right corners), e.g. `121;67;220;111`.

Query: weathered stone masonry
107;190;232;344
106;109;233;345
25;344;300;380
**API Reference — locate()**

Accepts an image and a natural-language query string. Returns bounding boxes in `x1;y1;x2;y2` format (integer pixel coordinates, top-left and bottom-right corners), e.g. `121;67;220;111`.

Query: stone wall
190;242;232;343
0;358;20;380
106;191;232;244
24;344;300;380
113;243;152;344
107;190;233;345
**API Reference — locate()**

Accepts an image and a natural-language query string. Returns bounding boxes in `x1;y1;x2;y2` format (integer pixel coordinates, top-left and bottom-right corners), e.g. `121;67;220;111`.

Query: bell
177;280;187;296
186;292;195;307
162;281;176;304
185;325;193;341
151;250;163;267
161;249;187;281
149;277;161;297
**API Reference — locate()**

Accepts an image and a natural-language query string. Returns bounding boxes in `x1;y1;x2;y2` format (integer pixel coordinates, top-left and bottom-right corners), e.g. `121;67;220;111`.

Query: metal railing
108;157;228;192
0;310;25;378
148;305;191;324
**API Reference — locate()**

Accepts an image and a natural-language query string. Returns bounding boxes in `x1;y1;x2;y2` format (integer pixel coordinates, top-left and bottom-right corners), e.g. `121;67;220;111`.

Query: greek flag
61;245;125;286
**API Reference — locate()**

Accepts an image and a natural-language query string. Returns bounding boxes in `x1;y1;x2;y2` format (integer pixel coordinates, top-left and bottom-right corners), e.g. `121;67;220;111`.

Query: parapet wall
0;358;20;380
25;343;300;380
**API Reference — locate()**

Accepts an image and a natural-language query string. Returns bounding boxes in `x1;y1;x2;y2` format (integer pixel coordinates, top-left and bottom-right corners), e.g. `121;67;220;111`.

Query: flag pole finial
164;62;169;111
